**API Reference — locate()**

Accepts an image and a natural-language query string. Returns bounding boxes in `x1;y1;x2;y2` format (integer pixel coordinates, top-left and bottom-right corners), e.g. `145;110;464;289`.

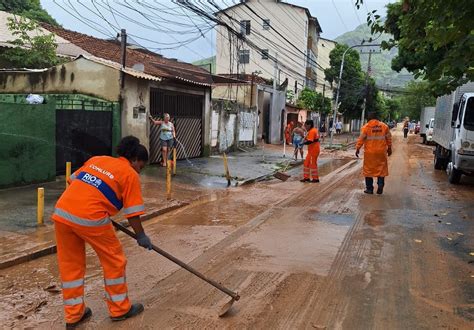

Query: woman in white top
149;113;176;167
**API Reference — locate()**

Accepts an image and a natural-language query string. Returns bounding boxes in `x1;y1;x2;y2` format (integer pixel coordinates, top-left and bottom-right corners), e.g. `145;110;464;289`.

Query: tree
324;44;378;119
0;16;60;69
357;0;474;96
296;88;332;114
397;80;437;120
0;0;58;25
385;98;402;121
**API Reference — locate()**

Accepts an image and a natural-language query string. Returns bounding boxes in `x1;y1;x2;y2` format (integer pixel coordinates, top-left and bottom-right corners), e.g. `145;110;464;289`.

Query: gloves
355;149;360;158
387;147;392;156
136;231;152;250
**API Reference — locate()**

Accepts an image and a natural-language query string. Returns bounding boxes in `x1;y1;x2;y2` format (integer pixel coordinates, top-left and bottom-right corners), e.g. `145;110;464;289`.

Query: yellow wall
0;57;120;101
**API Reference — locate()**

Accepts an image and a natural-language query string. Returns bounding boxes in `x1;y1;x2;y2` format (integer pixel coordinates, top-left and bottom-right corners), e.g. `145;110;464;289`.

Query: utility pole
270;52;278;145
360;49;380;128
330;44;381;148
120;29;127;89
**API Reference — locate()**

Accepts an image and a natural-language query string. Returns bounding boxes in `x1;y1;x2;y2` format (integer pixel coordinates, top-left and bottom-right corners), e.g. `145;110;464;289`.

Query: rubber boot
66;307;92;329
111;303;144;321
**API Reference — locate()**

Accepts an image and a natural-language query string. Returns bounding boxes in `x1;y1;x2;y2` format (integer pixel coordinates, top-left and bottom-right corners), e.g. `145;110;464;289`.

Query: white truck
419;106;435;144
433;82;474;184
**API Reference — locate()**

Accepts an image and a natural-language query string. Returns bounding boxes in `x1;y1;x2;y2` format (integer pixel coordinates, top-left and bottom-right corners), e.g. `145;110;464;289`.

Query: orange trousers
303;151;319;180
54;221;131;323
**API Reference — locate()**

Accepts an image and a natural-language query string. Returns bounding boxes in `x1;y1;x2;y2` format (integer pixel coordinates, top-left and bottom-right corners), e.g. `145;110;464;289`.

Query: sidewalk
0;143;309;269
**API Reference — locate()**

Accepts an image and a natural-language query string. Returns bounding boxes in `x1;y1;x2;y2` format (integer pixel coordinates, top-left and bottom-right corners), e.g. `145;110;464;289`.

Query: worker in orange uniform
52;136;152;328
356;112;393;194
300;119;321;183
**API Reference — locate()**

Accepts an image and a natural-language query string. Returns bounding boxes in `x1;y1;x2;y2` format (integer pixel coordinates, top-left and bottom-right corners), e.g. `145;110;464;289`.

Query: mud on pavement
1;131;473;329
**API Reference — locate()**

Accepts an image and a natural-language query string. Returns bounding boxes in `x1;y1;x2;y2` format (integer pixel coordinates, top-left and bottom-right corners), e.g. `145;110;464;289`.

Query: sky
40;0;392;63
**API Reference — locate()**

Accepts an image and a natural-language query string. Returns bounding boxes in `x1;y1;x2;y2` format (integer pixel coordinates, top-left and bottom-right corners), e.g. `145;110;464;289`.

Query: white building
215;0;323;98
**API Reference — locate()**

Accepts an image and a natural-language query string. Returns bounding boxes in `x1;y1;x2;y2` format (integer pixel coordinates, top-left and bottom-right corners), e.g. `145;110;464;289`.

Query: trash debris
446;222;451;225
469;252;474;256
44;284;61;294
457;232;464;236
414;239;423;243
447;237;453;241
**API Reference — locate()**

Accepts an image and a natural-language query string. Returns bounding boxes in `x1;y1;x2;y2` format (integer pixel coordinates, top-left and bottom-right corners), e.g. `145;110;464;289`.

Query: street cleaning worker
356;112;393;194
300;119;321;183
52;136;153;328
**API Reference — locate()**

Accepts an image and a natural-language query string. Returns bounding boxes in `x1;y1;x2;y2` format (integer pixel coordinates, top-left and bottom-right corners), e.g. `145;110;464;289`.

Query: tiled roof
41;23;213;87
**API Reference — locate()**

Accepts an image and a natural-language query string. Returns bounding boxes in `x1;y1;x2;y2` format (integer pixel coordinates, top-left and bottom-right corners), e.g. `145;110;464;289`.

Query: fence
0;101;56;188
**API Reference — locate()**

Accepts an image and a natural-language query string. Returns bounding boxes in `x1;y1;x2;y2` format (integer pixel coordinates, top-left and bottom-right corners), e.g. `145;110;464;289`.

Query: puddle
312;213;354;226
318;158;352;176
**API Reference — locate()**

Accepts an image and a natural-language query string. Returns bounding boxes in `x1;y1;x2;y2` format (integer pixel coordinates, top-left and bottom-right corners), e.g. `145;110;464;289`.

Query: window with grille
261;49;269;60
262;19;270;30
240;20;251;35
239;50;250;64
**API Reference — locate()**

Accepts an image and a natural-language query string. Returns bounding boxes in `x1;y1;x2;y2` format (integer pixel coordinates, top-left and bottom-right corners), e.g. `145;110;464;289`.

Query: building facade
215;0;322;99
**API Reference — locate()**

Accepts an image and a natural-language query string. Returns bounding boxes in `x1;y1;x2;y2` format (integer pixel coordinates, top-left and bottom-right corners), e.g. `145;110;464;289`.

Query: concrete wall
0;57;121;102
216;0;309;92
0;102;56;187
121;75;150;150
212;84;257;108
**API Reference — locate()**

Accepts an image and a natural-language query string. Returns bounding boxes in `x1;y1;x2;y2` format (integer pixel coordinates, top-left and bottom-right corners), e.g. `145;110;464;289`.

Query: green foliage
0;16;61;69
335;22;413;87
396;80;436;120
384;97;402;121
296;88;332;114
357;0;474;96
0;0;58;25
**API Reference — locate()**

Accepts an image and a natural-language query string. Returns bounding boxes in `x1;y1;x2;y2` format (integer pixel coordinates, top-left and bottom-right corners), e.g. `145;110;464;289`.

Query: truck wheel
447;162;462;184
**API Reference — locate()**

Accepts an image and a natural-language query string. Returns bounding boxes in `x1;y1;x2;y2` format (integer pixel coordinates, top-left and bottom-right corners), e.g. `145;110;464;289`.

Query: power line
331;0;350;31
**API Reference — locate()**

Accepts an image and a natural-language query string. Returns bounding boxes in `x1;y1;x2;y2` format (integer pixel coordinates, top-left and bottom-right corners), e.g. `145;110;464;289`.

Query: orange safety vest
52;156;145;228
306;127;320;155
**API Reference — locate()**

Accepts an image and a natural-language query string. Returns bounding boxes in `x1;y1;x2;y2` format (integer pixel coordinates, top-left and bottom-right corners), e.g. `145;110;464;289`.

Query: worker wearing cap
52;136;153;328
356;112;393;194
300;119;321;183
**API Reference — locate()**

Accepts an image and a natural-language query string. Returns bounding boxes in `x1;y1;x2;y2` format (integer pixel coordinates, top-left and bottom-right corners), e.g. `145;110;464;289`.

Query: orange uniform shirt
52;156;145;228
306;127;320;155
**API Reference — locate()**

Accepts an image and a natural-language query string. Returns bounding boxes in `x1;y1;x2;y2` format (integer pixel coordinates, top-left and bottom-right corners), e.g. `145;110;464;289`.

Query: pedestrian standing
403;118;409;138
285;121;294;145
300;119;320;183
52;136;152;328
150;113;176;167
319;121;327;142
356;112;392;194
292;122;305;160
336;120;343;134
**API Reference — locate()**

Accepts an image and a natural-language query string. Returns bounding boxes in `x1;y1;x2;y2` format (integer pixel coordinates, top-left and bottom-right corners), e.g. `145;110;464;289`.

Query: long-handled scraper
112;221;240;316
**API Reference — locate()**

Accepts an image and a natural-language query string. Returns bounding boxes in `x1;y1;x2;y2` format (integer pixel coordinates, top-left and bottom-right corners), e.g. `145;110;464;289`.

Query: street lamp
329;44;381;147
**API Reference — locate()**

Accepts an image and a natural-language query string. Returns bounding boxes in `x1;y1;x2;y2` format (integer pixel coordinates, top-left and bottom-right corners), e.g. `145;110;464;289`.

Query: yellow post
166;160;172;200
37;187;44;225
65;161;71;188
223;153;231;186
172;148;177;175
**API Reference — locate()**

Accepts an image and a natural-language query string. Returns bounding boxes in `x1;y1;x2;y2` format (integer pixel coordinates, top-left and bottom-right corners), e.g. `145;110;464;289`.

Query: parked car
426;118;435;144
420;106;436;144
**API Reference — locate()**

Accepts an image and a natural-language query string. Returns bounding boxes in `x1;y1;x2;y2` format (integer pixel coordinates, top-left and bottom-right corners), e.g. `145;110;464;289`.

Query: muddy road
1;131;473;329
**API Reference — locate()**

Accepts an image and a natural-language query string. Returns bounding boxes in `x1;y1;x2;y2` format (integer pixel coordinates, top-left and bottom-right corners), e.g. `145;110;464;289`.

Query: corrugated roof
42;23;213;87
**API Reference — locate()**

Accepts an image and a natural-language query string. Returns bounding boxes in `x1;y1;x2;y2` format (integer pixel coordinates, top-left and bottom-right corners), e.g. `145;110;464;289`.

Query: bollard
37;187;44;225
65;161;71;189
166;160;172;200
223;153;231;186
173;148;177;175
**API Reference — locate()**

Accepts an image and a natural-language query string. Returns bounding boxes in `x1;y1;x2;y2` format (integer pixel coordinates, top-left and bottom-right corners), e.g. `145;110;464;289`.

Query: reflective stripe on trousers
54;208;111;227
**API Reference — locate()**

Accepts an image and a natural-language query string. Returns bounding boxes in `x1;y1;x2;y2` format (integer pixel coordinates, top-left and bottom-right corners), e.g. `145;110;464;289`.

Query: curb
0;201;189;271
